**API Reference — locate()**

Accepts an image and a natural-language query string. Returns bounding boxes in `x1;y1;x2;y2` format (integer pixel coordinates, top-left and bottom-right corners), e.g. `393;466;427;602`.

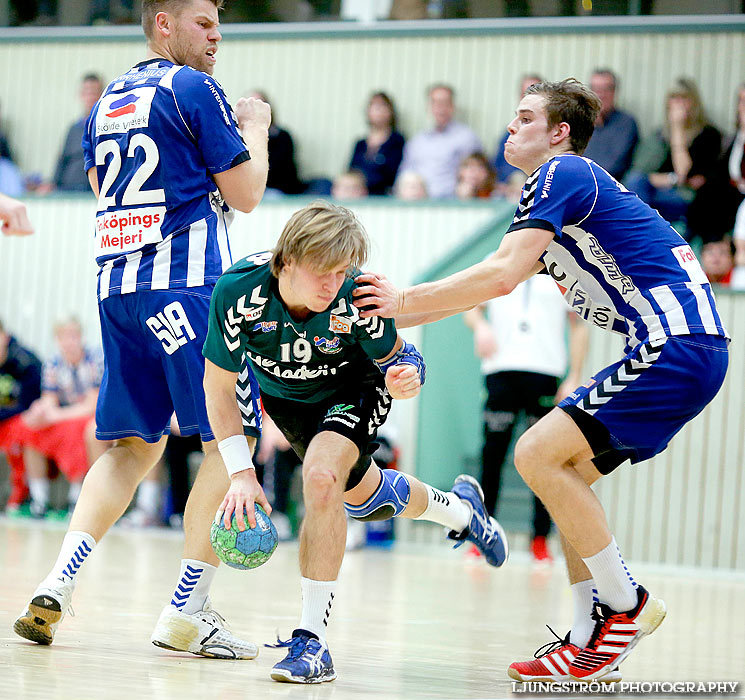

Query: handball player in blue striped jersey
15;0;272;660
354;78;729;684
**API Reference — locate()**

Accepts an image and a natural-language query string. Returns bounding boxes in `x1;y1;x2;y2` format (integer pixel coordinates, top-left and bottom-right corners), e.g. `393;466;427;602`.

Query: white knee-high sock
413;484;471;532
42;531;97;587
170;559;216;614
581;537;637;612
569;579;599;648
298;577;336;642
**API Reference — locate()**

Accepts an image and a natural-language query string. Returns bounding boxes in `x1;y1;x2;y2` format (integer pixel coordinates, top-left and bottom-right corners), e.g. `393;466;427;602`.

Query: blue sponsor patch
253;321;277;333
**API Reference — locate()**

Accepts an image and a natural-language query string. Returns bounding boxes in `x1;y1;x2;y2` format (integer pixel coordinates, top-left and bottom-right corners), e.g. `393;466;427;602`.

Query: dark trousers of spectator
480;370;557;538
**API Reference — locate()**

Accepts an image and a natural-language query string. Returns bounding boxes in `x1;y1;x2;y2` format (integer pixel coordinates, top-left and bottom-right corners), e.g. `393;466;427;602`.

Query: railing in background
0;196;496;356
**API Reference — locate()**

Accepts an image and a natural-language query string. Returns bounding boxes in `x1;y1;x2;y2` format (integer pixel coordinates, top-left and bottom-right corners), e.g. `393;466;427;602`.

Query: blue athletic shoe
448;474;509;567
267;629;337;684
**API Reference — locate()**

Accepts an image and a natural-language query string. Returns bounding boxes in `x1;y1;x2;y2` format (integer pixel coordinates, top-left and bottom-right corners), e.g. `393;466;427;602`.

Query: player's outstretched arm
203;359;271;531
213;97;271;213
353;227;553;318
0;194;33;236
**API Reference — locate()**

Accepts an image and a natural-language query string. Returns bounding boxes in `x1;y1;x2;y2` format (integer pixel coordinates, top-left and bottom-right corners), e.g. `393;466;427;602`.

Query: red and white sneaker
508;628;621;683
569;585;666;681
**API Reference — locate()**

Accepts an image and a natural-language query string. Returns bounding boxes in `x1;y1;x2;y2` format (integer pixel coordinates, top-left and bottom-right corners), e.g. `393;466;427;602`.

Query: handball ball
210;504;278;570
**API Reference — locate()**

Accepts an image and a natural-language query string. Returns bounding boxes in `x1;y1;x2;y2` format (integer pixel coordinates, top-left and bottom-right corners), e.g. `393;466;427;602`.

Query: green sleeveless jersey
203;252;398;402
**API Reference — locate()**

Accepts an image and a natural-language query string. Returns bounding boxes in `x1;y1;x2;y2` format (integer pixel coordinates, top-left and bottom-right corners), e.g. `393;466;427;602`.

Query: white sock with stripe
170;559;216;614
42;531;96;587
298;577;336;642
569;579;599;647
413;485;471;532
581;537;637;613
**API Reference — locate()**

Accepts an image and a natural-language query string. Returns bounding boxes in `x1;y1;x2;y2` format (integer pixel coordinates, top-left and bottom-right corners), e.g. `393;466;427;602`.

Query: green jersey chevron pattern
203;253;398;403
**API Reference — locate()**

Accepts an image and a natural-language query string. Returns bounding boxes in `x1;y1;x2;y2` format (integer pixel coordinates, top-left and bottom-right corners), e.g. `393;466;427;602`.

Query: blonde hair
665;77;708;134
270;200;369;278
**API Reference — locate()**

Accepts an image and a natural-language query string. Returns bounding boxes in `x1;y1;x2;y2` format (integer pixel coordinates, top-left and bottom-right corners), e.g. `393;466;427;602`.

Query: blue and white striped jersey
82;59;250;301
507;154;728;349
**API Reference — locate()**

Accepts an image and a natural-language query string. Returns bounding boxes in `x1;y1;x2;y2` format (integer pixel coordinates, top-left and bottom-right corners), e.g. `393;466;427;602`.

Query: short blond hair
271;200;369;278
142;0;223;41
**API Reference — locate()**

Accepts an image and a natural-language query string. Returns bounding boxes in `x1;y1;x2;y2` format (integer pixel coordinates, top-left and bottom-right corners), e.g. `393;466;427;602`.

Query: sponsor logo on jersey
671;244;708;284
204;79;231;127
246;350;341;381
314;336;342;354
330;315;352;334
96;86;156;135
541;159;559;199
576;233;636;298
106;94;139;118
96;206;166;254
146;301;196;356
253;321;277;333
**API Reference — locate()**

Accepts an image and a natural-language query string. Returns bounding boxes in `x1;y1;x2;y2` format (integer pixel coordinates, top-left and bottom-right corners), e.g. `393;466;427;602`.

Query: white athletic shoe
151;598;259;659
14;579;75;645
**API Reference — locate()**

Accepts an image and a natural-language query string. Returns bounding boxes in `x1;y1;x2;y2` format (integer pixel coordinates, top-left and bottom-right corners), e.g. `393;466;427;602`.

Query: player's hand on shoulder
385;363;421;400
235;96;272;132
217;468;272;532
353;272;402;318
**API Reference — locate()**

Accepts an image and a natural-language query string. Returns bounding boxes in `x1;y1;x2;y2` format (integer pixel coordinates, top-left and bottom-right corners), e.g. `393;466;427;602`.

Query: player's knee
513;433;542;487
303;464;340;506
344;469;410;522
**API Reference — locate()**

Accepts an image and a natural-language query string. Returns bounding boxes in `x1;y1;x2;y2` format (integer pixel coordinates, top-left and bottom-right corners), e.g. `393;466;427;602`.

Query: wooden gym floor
1;518;743;700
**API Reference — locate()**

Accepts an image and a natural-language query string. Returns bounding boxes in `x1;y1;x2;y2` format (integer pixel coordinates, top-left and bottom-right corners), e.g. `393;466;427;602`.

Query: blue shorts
559;334;728;471
96;287;261;444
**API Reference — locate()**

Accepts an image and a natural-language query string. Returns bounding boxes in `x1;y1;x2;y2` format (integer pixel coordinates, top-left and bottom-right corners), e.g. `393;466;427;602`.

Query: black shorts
259;366;391;489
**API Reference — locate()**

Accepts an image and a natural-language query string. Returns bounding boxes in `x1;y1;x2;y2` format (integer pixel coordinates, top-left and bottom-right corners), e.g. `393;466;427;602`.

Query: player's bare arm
213;97;271;213
353;227;554;318
203;358;270;531
0;193;34;236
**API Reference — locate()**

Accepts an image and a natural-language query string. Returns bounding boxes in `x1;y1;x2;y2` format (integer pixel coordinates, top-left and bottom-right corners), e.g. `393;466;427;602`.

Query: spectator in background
47;74;104;192
455;152;496;200
583;69;639;181
394;170;428;201
688;83;745;245
626;78;721;235
349;92;405;195
0;319;41;512
700;238;735;286
89;0;135;24
493;74;543;200
247;90;304;196
398;84;481;199
331;169;368;199
464;277;588;563
19;317;108;516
